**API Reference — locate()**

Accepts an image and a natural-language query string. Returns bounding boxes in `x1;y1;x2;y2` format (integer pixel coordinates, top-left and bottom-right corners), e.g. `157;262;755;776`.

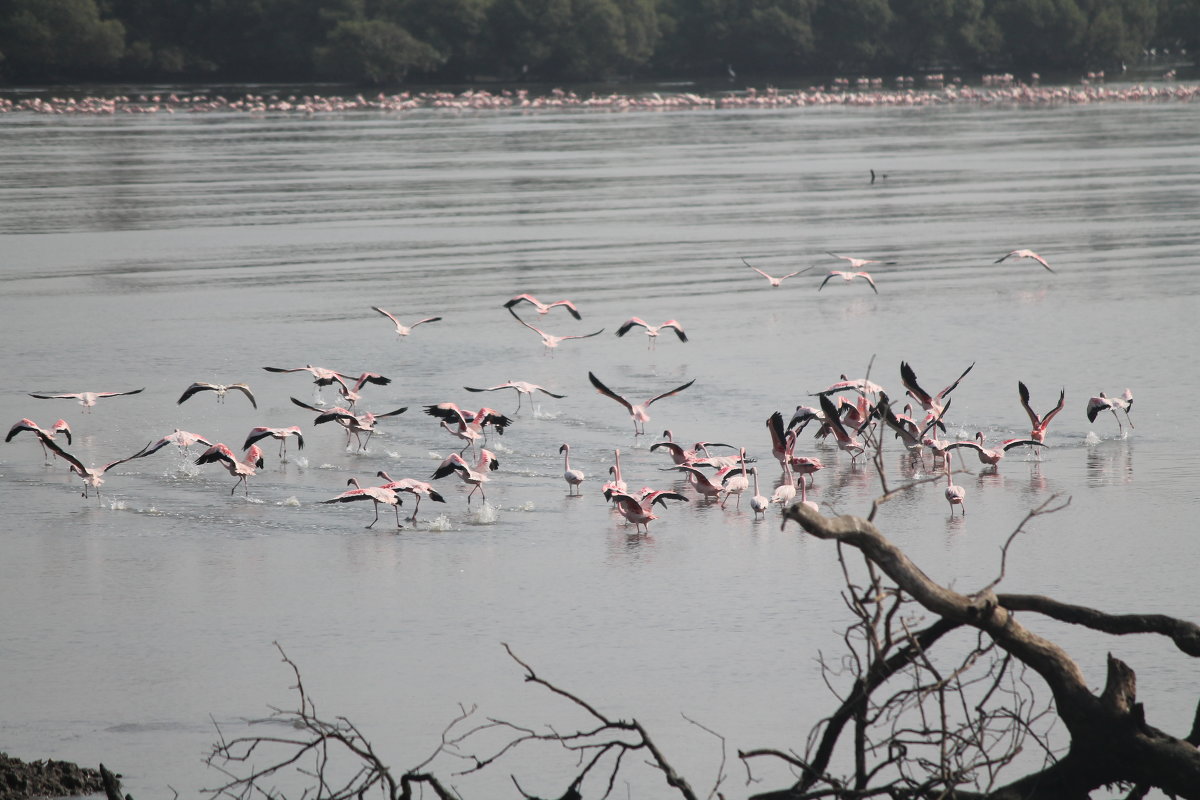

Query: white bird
463;380;565;412
588;372;696;436
615;318;688;349
1086;389;1134;433
38;435;150;500
995;249;1054;272
321;478;403;529
603;449;628;498
748;467;769;519
503;294;582;319
559;443;585;495
719;448;752;509
944;453;966;516
508;307;604;353
371;306;443;337
177;382;256;408
742;257;808;287
28;388;144;412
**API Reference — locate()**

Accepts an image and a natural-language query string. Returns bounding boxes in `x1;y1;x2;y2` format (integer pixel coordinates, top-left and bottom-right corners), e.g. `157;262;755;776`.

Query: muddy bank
0;753;108;800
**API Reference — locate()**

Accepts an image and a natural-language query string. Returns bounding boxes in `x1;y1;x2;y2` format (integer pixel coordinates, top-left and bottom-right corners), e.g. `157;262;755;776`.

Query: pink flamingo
1018;382;1065;443
508;307;604;353
588;372;696;436
321;478;403;529
605;488;688;534
375;470;446;521
36;435;149;499
995;249;1054;272
818;271;878;294
6;418;72;460
195;443;265;495
331;372;390;409
818;394;866;460
602;449;628;498
503;294;582;319
945;432;1044;467
787;455;825;487
900;360;974;421
142;429;213;457
766;411;796;467
742;257;808;287
264;365;388;405
424;403;512;453
28;388;144;412
1086;389;1134;433
463;380;564;412
370;306;443;338
313;405;408;451
668;463;725;500
177;382;256;408
944;453;966;516
243;426;304;460
430;449;499;504
559;443;585;496
615;317;688;349
811;376;884;398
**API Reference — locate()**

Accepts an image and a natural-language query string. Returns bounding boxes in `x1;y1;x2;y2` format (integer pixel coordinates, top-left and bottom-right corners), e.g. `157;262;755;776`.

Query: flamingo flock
5;260;1134;532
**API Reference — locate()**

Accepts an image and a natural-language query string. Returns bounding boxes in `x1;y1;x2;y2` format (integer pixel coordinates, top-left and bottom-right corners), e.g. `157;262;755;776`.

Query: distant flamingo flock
7;257;1134;530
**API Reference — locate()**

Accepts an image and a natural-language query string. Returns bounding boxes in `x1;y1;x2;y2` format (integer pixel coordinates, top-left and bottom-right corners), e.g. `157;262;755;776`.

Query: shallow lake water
1;87;1198;798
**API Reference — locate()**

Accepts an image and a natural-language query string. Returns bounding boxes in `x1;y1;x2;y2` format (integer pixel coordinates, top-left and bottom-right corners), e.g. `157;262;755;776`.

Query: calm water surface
1;95;1198;798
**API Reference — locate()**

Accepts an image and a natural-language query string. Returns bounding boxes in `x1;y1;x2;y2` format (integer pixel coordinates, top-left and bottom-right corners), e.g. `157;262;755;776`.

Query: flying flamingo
177;382;256;408
430;449;499;504
28;388;144;412
6;418;72;461
818;271;878;294
1086;389;1134;433
615;318;688;349
605;488;688;534
36;436;151;500
264;365;387;405
243;426;305;460
811;375;885;398
1018;382;1065;443
818;394;867;460
508;307;604;353
463;380;564;412
766;411;796;467
370;306;443;338
424;403;512;453
995;249;1054;272
900;360;975;421
588;372;696;436
375;471;446;521
559;443;585;496
827;251;896;269
194;443;265;495
331;372;391;409
313;405;408;451
503;294;582;319
944;453;966;516
742;257;808;287
320;478;403;529
945;432;1045;467
142;429;214;457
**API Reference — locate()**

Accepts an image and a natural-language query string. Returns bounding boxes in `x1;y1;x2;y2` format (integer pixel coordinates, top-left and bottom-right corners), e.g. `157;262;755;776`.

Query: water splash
512;501;536;512
467;502;499;524
1085;431;1102;445
425;514;453;531
292;457;309;469
279;496;301;507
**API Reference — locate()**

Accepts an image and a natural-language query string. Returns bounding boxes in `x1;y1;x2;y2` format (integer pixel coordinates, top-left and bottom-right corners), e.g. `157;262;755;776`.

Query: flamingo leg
366;502;380;528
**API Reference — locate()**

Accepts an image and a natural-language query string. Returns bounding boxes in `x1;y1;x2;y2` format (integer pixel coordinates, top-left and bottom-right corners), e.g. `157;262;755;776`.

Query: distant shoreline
2;79;1198;115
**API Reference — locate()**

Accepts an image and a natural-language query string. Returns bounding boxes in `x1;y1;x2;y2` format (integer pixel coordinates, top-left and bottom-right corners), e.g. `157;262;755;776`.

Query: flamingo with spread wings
588;372;696;436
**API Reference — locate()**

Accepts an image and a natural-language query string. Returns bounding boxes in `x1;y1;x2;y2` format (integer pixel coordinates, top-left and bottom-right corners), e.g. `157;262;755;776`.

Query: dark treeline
0;0;1197;87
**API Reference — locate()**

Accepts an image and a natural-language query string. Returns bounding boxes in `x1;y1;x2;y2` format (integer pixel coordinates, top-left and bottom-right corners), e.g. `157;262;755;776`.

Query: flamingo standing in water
588;372;696;436
559;443;585;496
603;449;628;498
37;435;150;500
1018;382;1065;443
994;249;1054;272
508;307;604;353
1086;389;1134;433
615;318;688;349
376;470;446;521
748;467;769;519
6;418;72;461
321;478;403;529
605;488;688;534
370;306;443;338
463;380;565;412
243;426;304;460
28;388;144;412
503;294;582;319
719;448;752;509
944;453;966;516
177;382;257;408
430;449;499;504
194;443;265;495
742;257;808;287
